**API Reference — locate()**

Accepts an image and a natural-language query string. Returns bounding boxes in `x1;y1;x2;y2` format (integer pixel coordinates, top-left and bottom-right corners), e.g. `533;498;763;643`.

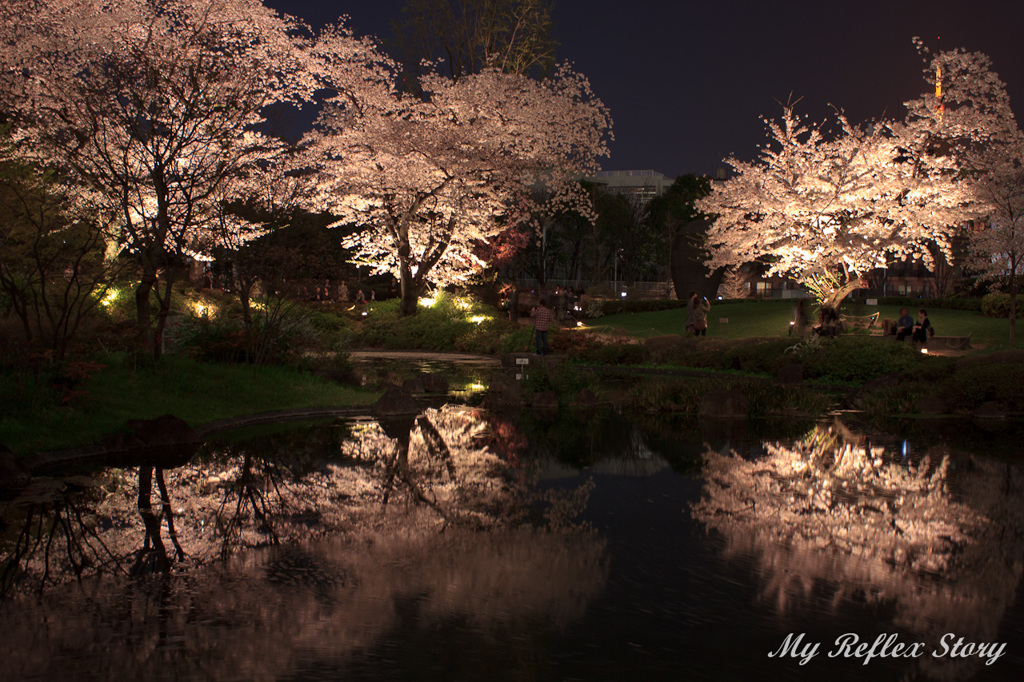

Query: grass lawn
589;300;1017;349
1;356;379;455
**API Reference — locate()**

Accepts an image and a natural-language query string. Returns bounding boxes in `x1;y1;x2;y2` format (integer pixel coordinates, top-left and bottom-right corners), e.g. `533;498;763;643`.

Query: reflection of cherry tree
693;425;1024;680
0;526;606;681
341;405;515;530
0;407;605;680
0;406;577;594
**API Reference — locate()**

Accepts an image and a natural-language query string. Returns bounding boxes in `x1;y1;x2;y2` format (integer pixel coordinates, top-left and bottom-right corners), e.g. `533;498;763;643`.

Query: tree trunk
398;251;419;316
152;277;174;361
1009;255;1017;348
135;272;155;358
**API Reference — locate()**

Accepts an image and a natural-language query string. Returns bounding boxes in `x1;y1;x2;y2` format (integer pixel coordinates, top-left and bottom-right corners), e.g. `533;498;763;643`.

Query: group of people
896;307;933;346
792;299;934;348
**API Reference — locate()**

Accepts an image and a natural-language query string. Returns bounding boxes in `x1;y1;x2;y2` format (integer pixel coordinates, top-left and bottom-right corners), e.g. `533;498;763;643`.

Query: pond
1;407;1023;681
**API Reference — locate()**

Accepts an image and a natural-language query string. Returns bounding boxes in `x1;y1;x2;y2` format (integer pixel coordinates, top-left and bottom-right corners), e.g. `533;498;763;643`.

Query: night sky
266;0;1024;178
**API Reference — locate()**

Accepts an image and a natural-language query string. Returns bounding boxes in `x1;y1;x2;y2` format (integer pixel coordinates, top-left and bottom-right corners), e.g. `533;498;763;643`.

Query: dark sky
266;0;1024;179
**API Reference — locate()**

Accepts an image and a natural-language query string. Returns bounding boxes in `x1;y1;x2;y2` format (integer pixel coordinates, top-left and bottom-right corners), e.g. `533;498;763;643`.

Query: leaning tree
0;0;328;358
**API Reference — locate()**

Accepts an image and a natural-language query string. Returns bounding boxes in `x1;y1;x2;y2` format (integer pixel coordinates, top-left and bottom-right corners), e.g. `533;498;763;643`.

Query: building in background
590;169;672;202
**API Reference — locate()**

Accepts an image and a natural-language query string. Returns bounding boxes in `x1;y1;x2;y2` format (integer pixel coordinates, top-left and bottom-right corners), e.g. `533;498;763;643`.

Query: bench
841;312;880;331
929;335;971;351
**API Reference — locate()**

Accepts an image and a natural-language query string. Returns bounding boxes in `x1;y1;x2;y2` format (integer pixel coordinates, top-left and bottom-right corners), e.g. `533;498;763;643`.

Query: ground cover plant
0;355;378;455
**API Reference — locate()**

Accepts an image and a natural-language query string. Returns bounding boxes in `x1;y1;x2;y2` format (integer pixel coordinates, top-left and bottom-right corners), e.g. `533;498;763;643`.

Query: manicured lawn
590;300;1017;349
0;356;379;455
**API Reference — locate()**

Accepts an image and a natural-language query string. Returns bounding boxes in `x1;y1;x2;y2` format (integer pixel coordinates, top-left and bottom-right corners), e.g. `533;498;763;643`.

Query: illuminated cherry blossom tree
307;58;612;315
697;104;975;310
0;0;326;357
904;44;1024;346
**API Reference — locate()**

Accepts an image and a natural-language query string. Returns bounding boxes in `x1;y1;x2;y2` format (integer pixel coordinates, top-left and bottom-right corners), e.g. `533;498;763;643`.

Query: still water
1;407;1023;681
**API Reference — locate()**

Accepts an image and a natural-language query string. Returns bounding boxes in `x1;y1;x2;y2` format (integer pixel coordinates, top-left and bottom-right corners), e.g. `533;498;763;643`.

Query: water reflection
0;406;606;680
692;421;1024;680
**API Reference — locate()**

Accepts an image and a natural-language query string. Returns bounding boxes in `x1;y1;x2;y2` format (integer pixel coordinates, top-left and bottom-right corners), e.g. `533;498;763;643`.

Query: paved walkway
349;350;501;365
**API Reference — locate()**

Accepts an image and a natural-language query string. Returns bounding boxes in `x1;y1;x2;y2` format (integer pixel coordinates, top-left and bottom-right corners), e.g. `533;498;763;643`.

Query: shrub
801;336;922;384
981;293;1012;318
877;296;982;312
576;342;647;366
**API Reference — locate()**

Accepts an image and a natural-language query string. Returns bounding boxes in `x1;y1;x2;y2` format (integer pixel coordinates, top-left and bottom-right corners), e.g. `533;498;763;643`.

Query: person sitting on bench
895;307;914;341
912;308;933;347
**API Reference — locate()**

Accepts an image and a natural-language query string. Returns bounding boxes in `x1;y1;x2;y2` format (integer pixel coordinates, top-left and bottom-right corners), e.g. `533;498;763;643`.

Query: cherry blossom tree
904;44;1024;346
307;58;612;316
697;104;976;311
0;0;327;357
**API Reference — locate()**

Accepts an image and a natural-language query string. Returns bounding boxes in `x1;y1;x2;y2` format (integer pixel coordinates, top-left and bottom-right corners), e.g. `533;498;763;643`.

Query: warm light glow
469;315;488;325
576;320;584;327
191;301;215;318
455;298;471;310
420;295;438;308
921;348;928;354
100;289;119;307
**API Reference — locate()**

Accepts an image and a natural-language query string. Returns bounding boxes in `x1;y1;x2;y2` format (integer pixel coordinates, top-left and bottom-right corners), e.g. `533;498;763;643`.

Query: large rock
531;391;559;410
0;444;31;490
373;385;421;417
125;414;199;448
485;370;524;408
402;377;426;393
121;414;200;469
418;372;449;394
500;353;534;369
699;389;749;419
973;401;1007;419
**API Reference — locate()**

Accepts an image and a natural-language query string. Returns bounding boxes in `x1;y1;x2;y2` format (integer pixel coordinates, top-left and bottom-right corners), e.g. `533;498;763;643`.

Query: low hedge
876;296;982;311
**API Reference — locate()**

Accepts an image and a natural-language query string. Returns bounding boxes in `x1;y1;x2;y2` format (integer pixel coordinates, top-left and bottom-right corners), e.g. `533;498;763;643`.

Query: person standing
685;291;697;334
531;297;554;355
509;283;520;322
791;298;809;336
692;293;710;337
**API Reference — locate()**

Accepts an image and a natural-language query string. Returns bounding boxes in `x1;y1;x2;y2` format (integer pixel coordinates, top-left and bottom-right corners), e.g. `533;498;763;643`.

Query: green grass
0;355;379;455
590;300;1018;349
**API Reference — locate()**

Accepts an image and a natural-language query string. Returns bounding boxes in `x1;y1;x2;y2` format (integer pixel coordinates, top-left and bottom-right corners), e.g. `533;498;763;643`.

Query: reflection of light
361;311;368;317
717;295;724;301
456;298;471;310
620;292;627;298
902;440;909;458
192;301;214;317
576;321;583;327
470;382;486;390
470;315;488;324
101;289;119;307
420;296;438;307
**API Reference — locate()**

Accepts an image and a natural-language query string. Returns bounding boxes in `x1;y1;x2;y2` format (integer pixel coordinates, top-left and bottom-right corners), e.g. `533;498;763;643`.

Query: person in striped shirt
531;297;554;355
